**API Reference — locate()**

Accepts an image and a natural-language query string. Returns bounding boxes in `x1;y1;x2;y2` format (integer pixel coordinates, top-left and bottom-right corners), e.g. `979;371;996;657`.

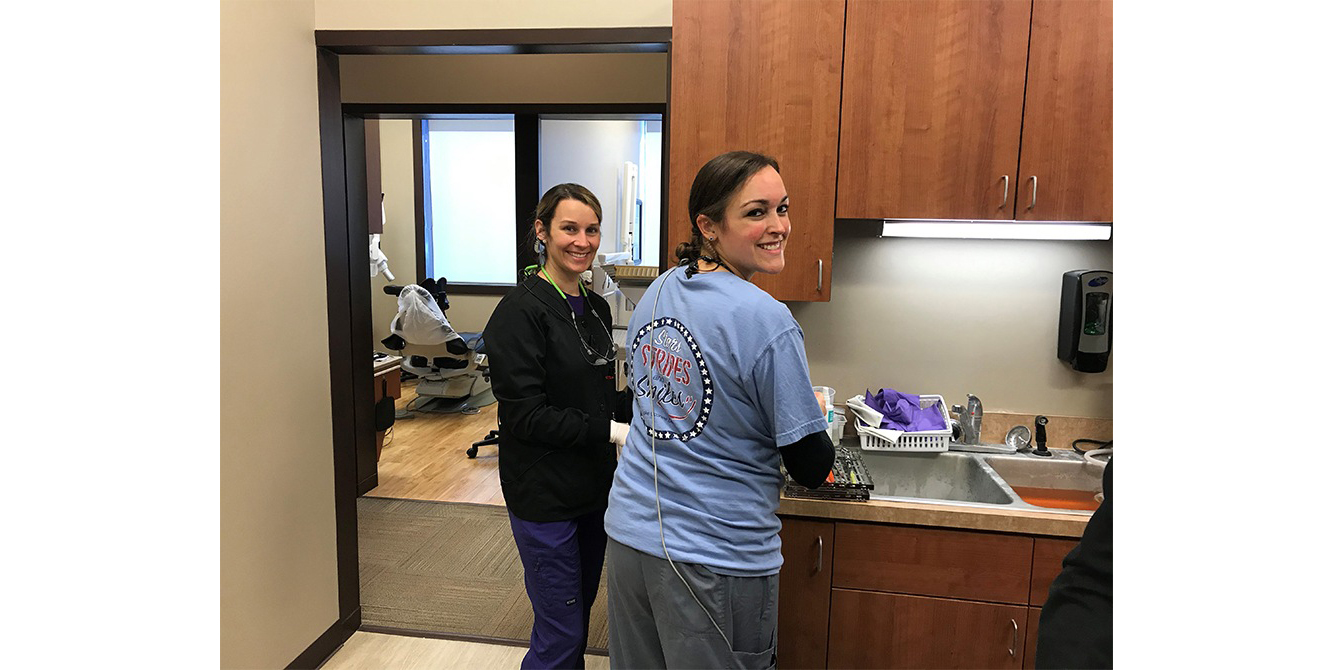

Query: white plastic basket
854;394;951;453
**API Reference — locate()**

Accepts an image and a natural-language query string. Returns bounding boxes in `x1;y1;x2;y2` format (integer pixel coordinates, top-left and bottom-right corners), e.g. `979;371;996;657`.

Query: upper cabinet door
836;0;1031;220
1016;0;1114;221
669;0;845;302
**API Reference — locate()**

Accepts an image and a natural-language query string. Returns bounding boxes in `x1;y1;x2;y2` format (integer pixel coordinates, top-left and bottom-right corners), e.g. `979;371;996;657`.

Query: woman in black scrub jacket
483;183;632;669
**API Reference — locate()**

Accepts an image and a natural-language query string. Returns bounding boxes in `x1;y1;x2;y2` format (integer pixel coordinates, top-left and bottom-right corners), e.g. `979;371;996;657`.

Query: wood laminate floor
322;632;609;669
367;378;505;505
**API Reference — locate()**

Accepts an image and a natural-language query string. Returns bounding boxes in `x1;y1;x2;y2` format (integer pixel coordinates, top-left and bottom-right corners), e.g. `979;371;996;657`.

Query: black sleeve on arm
780;428;835;489
614;387;633;423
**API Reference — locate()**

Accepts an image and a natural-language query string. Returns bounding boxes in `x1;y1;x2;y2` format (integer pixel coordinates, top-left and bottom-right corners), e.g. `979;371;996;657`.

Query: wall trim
315;28;671;55
288;608;361;670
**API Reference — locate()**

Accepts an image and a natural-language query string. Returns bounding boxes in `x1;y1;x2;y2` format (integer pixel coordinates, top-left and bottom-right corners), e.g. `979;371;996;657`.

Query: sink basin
984;454;1105;511
858;451;1013;505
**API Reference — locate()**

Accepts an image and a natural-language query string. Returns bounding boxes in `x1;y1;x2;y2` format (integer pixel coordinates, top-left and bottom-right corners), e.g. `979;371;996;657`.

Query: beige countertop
778;493;1091;539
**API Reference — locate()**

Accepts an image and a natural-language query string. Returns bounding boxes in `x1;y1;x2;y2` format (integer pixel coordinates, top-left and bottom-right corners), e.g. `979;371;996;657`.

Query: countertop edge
778;496;1090;539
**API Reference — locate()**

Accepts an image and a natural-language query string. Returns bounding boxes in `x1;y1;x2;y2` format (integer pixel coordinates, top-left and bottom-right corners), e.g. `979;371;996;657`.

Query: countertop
778;494;1090;539
778;440;1095;539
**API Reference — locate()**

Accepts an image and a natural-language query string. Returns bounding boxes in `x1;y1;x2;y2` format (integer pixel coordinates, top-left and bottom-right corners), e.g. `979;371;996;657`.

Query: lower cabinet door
827;589;1028;669
778;518;834;669
1023;607;1042;669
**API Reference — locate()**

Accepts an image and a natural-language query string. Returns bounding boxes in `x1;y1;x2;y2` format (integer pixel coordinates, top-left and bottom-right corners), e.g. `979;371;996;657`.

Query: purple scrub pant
508;508;608;670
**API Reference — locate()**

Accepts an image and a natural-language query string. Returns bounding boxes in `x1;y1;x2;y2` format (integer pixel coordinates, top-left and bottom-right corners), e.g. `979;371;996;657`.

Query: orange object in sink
1010;486;1101;511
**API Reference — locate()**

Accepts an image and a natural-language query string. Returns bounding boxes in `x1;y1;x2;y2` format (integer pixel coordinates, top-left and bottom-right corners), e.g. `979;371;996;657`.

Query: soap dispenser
1058;270;1112;373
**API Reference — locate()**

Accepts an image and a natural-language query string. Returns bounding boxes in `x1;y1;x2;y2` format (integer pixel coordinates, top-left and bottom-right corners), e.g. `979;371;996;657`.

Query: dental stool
466;334;502;459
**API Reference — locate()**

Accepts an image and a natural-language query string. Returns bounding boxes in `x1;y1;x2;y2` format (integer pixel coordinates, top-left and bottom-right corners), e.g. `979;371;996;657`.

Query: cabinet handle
998;175;1009;210
815;535;823;574
816;259;823;293
1027;175;1038;210
1009;618;1018;656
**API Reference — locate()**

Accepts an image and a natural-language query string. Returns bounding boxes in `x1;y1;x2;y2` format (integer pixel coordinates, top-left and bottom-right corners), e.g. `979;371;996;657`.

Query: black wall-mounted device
1058;270;1112;373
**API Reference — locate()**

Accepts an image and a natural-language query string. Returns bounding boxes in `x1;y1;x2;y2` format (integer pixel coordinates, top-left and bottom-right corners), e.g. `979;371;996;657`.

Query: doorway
314;28;671;653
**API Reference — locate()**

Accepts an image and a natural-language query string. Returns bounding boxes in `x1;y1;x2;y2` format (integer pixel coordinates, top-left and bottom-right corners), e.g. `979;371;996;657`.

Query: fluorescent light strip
880;220;1111;241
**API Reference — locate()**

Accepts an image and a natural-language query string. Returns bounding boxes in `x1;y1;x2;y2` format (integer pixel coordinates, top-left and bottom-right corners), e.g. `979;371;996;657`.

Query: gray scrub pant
606;538;778;670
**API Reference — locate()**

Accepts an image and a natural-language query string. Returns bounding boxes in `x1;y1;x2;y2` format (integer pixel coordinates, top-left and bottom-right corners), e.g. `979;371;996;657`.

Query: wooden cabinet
778;518;834;670
668;0;844;302
1016;0;1114;221
828;590;1028;669
777;517;1086;669
1030;538;1078;606
833;522;1034;605
836;0;1112;222
836;0;1031;220
1023;607;1042;669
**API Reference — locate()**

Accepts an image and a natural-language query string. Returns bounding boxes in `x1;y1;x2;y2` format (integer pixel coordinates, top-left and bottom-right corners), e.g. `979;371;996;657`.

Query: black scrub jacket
1036;457;1113;668
483;273;631;522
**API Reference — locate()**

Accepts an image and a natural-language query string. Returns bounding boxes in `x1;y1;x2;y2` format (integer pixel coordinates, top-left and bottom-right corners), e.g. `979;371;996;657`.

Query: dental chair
380;281;496;430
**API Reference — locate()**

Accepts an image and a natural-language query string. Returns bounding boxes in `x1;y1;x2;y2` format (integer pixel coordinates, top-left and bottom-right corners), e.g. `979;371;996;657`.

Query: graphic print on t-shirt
630;317;713;442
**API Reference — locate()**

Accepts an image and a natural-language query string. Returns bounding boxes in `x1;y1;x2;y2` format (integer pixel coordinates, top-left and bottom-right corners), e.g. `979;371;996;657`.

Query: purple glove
863;389;946;431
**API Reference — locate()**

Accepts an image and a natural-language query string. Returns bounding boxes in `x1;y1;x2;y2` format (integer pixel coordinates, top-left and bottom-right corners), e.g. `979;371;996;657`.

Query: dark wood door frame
300;27;670;670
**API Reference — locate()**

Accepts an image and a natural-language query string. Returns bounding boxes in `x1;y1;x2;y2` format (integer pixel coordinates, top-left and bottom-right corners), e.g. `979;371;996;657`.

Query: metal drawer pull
1027;175;1038;210
815;535;823;573
1009;619;1018;656
999;175;1009;210
817;259;823;293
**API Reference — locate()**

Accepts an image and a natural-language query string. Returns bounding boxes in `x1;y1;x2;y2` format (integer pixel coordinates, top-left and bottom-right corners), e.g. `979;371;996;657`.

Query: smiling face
538;197;601;288
696;166;790;279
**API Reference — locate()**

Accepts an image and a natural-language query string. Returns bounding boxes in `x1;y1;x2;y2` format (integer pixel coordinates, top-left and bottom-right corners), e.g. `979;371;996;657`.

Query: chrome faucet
951;394;983;445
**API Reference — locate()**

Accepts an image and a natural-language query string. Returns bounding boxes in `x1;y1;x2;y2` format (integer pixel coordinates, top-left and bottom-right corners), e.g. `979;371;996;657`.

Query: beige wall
220;1;338;669
373;119;417;346
314;0;672;30
221;1;670;667
790;229;1113;419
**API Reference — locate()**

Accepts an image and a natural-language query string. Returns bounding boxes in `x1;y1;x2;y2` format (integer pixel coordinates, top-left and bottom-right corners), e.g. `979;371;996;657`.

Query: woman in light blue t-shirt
604;151;836;669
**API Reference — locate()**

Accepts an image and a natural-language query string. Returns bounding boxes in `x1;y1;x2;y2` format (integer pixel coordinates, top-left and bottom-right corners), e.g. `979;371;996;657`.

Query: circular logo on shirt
630;317;713;442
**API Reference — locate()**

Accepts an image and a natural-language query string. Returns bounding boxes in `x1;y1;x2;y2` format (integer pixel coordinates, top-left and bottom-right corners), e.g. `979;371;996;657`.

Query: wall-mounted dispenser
1058;270;1112;373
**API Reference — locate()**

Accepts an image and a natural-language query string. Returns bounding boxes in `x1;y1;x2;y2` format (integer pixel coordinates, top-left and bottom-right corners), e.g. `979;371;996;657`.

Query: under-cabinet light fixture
879;219;1112;241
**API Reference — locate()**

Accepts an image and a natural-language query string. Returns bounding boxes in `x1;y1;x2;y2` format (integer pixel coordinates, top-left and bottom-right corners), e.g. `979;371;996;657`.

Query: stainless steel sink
857;450;1013;506
844;441;1104;515
983;454;1105;494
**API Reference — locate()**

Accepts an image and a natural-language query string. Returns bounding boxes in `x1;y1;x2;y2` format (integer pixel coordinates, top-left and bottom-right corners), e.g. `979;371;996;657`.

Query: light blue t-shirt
604;266;828;577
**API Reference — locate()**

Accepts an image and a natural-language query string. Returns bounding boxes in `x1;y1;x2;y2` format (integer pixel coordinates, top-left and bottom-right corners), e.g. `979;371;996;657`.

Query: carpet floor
357;497;610;652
